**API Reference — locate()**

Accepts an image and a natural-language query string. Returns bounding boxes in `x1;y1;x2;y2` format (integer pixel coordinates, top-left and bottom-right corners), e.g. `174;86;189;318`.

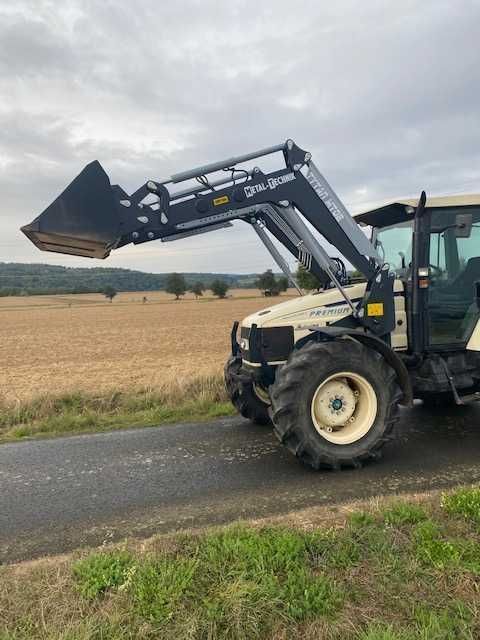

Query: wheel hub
330;398;343;411
253;383;271;405
310;372;377;445
313;379;356;428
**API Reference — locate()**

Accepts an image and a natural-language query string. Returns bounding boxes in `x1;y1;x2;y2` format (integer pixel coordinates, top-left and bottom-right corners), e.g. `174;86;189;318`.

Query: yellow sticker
367;303;384;316
213;195;229;206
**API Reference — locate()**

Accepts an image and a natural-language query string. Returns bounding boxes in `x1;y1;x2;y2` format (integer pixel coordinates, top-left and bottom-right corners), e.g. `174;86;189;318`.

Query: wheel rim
253;383;271;405
310;371;377;444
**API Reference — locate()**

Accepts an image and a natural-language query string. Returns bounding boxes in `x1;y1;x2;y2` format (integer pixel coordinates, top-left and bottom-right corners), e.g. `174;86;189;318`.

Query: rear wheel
270;340;402;469
224;356;271;425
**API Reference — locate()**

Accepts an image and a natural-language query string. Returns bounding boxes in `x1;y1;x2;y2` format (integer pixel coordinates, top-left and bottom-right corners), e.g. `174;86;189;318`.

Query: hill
0;263;260;296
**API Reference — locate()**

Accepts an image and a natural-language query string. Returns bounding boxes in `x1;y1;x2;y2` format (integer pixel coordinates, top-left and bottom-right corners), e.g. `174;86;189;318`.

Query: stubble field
0;289;296;438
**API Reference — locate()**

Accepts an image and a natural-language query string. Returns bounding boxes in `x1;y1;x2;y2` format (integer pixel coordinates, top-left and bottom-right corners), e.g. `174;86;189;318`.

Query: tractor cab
356;195;480;351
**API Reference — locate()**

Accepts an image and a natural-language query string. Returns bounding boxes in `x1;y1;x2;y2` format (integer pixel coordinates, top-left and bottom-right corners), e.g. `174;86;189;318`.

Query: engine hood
242;283;368;330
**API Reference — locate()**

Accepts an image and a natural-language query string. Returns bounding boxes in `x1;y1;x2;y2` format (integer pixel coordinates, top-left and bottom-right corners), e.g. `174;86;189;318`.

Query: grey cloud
0;17;75;76
1;0;480;272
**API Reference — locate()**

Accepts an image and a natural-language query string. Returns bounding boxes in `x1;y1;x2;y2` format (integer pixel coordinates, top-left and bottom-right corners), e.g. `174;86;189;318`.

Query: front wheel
270;340;402;470
224;356;271;425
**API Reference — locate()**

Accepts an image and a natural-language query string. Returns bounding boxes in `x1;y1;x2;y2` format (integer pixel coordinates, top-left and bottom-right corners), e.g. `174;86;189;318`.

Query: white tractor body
240;280;408;366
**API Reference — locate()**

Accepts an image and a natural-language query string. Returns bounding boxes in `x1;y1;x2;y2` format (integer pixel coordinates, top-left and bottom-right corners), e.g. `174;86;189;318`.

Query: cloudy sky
1;0;480;274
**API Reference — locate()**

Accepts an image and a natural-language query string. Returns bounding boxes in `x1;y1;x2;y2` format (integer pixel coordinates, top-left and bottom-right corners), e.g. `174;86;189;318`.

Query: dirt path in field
1;401;480;563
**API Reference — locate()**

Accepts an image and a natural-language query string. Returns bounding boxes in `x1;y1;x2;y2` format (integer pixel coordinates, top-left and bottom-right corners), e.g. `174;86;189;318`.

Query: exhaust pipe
21;161;125;259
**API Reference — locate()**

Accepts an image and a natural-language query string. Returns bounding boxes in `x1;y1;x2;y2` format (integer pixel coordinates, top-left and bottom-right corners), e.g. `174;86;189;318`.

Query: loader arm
21;139;395;337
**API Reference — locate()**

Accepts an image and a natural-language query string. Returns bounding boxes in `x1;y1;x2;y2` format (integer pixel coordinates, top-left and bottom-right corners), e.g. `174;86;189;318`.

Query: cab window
428;207;480;345
374;220;413;277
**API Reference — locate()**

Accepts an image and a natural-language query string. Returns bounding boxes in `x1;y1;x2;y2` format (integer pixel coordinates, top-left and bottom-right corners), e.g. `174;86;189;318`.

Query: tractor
21;141;480;469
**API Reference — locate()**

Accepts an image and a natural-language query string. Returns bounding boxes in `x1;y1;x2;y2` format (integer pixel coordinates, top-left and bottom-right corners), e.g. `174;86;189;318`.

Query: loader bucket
21;161;123;259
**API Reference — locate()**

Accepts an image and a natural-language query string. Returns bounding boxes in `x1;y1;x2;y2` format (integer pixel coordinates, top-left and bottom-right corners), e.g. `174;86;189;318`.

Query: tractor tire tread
270;340;401;470
224;356;271;426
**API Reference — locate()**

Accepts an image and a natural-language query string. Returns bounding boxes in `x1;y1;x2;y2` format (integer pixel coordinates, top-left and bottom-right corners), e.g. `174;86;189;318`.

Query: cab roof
354;193;480;228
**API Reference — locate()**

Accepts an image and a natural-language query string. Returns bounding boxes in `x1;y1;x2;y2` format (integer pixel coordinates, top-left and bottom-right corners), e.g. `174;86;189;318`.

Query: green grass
442;486;480;526
358;602;475;639
0;375;235;443
382;502;428;526
72;551;135;600
71;527;343;638
3;488;480;639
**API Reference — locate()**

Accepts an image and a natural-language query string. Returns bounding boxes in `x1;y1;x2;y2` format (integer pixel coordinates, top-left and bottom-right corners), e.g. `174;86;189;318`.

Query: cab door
428;207;480;347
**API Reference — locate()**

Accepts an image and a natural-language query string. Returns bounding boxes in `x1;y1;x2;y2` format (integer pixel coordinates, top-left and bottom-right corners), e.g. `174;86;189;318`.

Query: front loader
21;140;480;470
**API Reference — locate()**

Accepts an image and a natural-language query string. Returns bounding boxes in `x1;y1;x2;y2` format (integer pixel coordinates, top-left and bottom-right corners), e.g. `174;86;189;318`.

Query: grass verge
2;488;480;639
0;375;235;443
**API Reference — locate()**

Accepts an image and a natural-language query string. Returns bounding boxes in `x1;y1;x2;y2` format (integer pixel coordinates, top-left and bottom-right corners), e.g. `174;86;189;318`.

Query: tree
211;279;229;299
166;273;186;300
277;276;289;293
255;269;289;296
256;269;277;294
190;281;205;299
295;264;322;291
103;286;117;302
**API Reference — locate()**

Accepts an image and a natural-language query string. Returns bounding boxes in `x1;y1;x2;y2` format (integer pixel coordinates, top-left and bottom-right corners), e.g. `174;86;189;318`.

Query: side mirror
455;213;473;238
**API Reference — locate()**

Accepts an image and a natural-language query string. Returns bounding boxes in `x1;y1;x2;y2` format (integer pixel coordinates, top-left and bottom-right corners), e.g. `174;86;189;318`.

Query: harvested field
0;289;296;404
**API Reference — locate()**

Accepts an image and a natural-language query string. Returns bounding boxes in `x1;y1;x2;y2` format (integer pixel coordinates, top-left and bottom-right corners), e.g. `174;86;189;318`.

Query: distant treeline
0;263;261;296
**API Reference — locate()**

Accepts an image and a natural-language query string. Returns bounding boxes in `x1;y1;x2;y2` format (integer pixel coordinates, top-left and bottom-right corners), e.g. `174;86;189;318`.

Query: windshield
374;220;413;276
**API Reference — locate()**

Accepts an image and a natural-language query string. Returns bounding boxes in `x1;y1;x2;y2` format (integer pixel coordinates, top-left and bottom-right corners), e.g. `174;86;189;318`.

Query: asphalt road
1;402;480;563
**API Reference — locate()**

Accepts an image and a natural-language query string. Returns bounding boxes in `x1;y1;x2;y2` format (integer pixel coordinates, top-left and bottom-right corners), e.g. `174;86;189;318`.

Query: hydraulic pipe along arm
21;139;395;337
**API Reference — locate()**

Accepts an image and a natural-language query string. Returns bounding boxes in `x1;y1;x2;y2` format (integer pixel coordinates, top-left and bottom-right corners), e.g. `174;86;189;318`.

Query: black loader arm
21;139;395;336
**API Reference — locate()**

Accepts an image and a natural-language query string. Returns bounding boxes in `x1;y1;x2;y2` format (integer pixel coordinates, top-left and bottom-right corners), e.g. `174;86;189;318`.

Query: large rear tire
224;356;271;425
270;340;401;470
